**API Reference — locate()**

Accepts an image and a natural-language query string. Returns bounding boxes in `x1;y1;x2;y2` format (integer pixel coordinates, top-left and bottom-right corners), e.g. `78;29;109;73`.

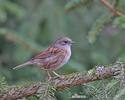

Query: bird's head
54;37;75;48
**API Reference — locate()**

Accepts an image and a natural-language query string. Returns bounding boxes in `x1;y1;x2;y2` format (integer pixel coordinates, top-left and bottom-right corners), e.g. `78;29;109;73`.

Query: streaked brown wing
32;46;61;59
31;46;67;70
43;50;66;70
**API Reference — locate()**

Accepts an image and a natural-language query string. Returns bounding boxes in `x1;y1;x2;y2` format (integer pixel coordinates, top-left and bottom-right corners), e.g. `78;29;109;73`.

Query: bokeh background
0;0;125;100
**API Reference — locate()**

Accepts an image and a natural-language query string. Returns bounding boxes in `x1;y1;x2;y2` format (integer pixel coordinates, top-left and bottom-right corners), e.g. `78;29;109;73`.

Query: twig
89;0;119;42
3;32;40;53
43;84;49;100
100;0;125;17
97;66;108;100
65;0;92;13
90;12;114;41
0;83;6;87
43;79;51;100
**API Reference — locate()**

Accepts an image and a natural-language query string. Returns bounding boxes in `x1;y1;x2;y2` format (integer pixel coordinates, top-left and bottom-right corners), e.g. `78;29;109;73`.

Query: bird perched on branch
13;37;74;79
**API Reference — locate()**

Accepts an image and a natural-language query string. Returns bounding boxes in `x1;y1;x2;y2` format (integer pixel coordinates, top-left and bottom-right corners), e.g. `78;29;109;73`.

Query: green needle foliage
0;77;8;92
65;0;93;13
113;17;125;28
88;13;111;44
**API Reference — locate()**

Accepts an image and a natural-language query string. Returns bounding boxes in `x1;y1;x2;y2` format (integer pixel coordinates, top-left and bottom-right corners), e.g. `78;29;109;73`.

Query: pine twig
3;32;40;53
65;0;93;13
89;12;114;43
88;0;120;43
97;66;108;100
100;0;125;17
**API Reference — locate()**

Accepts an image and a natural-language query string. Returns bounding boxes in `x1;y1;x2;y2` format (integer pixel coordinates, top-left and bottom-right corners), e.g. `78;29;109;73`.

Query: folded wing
31;46;67;70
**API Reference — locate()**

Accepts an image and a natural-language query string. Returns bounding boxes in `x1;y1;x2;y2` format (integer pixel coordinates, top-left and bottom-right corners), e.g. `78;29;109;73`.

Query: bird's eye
64;41;68;44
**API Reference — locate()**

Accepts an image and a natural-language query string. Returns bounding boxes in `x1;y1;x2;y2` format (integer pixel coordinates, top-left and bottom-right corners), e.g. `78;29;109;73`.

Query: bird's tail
13;61;32;70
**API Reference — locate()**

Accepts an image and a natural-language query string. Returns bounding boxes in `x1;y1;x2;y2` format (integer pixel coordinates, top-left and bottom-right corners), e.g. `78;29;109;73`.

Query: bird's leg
46;70;51;79
52;71;64;78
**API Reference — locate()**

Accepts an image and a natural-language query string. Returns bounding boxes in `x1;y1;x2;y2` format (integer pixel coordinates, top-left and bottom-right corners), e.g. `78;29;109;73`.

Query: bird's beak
71;41;75;44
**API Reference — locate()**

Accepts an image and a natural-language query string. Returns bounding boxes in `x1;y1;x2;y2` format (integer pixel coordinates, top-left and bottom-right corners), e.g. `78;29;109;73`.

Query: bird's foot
46;70;52;79
52;71;64;78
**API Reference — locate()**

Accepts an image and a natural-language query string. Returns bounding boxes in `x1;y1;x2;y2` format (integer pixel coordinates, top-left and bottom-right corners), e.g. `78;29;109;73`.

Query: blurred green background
0;0;125;99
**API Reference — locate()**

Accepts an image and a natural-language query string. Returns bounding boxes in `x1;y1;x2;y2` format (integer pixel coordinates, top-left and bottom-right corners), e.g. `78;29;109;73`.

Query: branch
3;32;40;53
0;62;124;99
100;0;125;17
65;0;93;13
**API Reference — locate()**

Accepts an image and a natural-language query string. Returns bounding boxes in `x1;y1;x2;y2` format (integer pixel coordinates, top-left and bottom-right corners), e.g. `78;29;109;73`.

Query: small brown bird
13;37;74;79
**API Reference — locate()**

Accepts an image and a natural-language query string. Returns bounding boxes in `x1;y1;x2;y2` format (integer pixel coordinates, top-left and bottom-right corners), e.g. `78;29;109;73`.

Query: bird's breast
55;47;71;70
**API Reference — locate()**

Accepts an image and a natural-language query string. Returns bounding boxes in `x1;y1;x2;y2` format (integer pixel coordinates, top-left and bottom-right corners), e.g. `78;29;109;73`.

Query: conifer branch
3;32;40;53
65;0;93;13
100;0;125;17
0;62;124;100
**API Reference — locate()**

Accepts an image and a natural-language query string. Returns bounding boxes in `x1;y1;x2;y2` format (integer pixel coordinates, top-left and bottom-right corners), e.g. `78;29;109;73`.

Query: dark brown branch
0;62;123;100
100;0;125;17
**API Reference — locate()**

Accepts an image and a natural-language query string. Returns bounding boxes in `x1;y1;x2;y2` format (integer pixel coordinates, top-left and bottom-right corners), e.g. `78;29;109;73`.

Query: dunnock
13;37;74;79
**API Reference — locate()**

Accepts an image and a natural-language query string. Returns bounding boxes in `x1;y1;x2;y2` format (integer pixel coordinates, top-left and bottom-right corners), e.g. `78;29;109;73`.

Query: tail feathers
13;61;32;70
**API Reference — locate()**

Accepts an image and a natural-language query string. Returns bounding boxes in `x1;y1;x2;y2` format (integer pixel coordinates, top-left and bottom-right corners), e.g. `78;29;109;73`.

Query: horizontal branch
0;61;124;99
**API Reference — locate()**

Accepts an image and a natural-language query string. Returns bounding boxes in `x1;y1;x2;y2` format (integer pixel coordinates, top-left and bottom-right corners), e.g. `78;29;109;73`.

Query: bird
13;37;74;79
